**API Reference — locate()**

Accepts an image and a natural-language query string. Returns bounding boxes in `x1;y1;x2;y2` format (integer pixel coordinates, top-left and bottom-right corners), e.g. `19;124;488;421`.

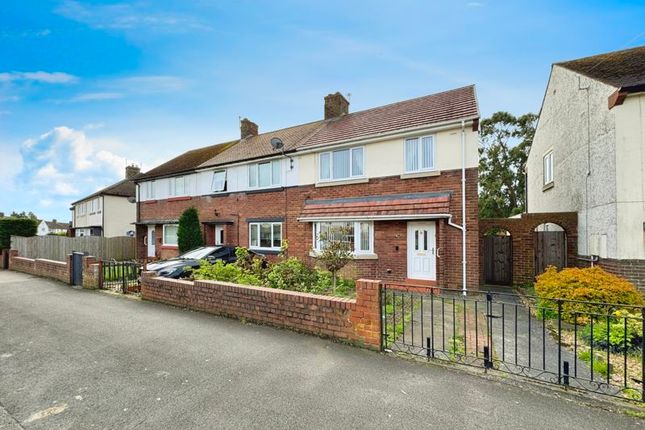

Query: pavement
0;271;643;430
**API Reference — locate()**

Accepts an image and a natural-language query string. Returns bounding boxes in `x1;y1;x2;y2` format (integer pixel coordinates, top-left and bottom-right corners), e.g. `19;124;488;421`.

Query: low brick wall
578;258;645;291
140;272;382;349
9;252;70;284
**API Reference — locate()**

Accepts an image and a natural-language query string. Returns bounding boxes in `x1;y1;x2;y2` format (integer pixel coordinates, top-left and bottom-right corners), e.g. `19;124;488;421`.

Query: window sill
143;200;158;204
309;250;378;260
315;178;369;188
400;170;441;179
250;247;281;254
160;245;178;250
542;182;554;192
167;196;192;202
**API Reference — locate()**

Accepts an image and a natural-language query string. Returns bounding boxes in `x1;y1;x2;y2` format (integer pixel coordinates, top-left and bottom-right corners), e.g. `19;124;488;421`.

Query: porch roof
298;192;452;222
134;219;179;225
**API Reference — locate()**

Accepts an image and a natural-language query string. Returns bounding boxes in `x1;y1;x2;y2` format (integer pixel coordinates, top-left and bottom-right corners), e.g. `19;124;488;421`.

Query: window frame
248;160;282;189
404;135;436;173
162;224;179;246
312;221;374;255
318;146;365;182
211;170;227;193
248;221;282;251
543;150;554;186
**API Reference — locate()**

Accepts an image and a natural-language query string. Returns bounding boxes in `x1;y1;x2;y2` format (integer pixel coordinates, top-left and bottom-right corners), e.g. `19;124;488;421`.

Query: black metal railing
100;260;140;293
381;284;645;402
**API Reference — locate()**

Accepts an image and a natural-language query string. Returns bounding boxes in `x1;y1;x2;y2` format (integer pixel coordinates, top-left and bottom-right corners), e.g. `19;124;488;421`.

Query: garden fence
10;235;136;262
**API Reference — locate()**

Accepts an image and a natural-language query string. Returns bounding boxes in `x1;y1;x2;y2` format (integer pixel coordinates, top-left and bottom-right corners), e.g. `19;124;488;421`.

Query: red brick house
135;86;480;288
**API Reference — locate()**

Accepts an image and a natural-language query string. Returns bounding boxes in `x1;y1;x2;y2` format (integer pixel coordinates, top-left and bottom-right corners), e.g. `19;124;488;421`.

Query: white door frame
406;221;437;281
147;225;156;258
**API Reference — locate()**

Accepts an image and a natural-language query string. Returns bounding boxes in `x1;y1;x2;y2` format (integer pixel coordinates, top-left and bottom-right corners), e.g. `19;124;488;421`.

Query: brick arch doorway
483;227;512;285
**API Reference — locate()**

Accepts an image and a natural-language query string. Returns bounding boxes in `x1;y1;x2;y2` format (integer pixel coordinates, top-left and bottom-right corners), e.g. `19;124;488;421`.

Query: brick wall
8;250;71;284
479;212;578;285
140;271;382;349
138;168;479;289
578;258;645;291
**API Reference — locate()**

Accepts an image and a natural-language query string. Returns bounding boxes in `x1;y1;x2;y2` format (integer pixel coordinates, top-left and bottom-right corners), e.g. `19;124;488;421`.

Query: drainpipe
447;121;468;296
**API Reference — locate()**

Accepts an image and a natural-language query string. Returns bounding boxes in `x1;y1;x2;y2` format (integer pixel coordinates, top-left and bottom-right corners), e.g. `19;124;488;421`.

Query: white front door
147;225;156;258
215;225;224;245
407;221;436;281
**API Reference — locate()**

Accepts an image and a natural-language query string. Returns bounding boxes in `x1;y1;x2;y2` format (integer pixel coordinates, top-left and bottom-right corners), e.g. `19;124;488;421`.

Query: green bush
581;309;643;353
266;257;318;292
177;207;203;253
0;217;37;250
191;259;263;286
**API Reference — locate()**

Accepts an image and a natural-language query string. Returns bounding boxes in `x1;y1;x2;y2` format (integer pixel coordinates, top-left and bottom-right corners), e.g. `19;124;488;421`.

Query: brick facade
479;212;578;286
8;250;71;284
578;258;645;291
137;168;479;289
140;271;381;349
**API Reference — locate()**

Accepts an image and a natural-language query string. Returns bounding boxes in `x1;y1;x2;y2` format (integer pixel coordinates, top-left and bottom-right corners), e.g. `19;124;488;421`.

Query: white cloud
66;92;123;102
0;71;78;84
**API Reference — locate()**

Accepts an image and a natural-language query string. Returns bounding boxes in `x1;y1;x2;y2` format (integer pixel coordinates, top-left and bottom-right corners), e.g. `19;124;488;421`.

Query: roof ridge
555;44;645;66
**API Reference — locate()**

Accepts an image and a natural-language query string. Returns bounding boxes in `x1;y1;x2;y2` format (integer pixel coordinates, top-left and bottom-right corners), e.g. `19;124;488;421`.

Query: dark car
146;246;262;279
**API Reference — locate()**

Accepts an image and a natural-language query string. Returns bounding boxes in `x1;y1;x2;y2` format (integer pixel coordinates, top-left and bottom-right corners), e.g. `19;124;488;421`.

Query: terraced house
135;86;480;288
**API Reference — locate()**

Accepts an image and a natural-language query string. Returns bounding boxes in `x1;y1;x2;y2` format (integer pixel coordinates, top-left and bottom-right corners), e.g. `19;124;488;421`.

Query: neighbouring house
70;165;141;238
526;45;645;288
136;86;480;288
36;219;69;236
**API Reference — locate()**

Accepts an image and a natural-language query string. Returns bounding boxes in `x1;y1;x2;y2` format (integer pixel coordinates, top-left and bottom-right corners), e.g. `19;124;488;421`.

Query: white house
36;219;69;236
70;165;140;238
526;45;645;288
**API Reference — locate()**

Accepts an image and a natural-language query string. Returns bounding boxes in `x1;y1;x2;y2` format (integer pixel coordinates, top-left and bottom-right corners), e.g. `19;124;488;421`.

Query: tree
9;211;38;220
479;111;538;218
315;225;353;292
177;207;204;253
0;217;38;250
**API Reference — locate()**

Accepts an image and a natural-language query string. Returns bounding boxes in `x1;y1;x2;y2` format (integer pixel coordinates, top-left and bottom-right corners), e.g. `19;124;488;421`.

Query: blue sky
1;0;644;221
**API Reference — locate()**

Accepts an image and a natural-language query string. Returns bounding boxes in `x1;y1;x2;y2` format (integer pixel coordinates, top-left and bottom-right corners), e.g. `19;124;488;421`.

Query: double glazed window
319;147;364;181
543;150;554;186
249;160;282;189
163;224;179;246
405;135;435;172
141;181;155;200
211;170;226;192
168;176;186;197
313;221;373;254
249;222;282;250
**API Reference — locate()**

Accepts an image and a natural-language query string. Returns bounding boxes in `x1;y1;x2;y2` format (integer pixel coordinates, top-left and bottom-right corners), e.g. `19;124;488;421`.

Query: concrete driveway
0;271;643;429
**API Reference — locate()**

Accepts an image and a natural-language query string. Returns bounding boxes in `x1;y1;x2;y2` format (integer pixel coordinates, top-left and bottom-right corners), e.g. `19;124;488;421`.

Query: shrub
0;217;38;250
581;309;643;353
191;259;263;286
266;257;318;292
535;266;643;322
177;207;203;253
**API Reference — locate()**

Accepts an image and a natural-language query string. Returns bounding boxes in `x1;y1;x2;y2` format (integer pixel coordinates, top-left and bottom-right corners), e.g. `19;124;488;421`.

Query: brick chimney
324;92;349;119
125;164;141;180
52;219;57;223
240;118;258;139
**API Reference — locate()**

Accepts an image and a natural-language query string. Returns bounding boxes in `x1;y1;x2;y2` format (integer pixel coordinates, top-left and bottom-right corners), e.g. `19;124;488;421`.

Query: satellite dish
126;230;135;237
270;137;284;151
127;196;136;203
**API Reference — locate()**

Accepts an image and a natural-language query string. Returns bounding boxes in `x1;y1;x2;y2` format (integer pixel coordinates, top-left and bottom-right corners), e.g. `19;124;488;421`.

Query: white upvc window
248;160;282;189
319;147;364;181
141;181;155;200
168;176;186;197
211;170;227;192
96;197;101;212
312;221;373;254
249;222;282;250
162;224;179;246
405;135;435;173
543;150;554;186
77;203;85;216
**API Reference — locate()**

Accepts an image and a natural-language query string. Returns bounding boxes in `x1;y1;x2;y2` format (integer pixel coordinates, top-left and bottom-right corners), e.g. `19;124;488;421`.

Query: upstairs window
141;181;155;200
169;176;186;197
405;136;435;173
211;170;227;192
319;147;364;181
248;160;281;189
543;150;554;186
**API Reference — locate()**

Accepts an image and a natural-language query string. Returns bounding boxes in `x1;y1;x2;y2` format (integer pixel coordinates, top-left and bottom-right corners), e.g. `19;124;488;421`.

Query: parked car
146;246;263;279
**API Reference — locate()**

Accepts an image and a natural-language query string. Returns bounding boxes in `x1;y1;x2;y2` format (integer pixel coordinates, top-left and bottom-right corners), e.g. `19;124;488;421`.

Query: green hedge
0;217;38;250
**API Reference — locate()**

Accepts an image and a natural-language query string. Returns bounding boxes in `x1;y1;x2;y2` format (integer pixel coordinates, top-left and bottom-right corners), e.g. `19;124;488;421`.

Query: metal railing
381;284;645;402
100;260;140;293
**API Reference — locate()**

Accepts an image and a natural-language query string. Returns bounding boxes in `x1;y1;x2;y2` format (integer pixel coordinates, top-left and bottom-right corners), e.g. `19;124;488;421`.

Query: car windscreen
179;247;220;260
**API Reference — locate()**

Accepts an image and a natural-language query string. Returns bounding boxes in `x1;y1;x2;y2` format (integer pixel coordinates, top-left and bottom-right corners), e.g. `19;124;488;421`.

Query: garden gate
100;260;140;293
535;231;566;275
483;235;512;285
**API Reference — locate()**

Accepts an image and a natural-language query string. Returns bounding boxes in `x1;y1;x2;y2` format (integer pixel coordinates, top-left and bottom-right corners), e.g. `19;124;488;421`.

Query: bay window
313;221;373;254
163;224;178;246
249;160;281;189
405;135;435;172
319;147;364;181
249;222;282;250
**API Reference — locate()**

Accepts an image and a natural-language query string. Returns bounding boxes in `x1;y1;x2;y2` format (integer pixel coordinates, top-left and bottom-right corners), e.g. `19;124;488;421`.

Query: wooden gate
534;231;566;275
483;235;512;285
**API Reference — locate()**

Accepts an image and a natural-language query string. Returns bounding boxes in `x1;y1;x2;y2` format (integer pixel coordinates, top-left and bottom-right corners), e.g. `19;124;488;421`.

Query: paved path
0;271;643;429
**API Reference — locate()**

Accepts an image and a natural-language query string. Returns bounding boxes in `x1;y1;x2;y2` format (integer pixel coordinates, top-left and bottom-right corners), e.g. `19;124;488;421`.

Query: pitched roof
556;45;645;90
71;178;136;205
299;85;479;149
45;220;69;230
199;121;325;168
137;141;235;180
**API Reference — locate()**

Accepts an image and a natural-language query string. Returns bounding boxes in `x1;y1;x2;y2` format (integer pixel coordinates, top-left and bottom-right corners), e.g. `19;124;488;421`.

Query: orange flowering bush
534;266;643;322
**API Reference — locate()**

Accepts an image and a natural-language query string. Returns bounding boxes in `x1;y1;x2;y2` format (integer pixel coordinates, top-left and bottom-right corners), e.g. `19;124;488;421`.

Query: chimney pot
324;92;350;120
52;219;57;223
125;165;141;180
240;118;259;139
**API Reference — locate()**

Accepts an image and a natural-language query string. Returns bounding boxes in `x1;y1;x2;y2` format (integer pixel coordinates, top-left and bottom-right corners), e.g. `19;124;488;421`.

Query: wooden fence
10;235;136;262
